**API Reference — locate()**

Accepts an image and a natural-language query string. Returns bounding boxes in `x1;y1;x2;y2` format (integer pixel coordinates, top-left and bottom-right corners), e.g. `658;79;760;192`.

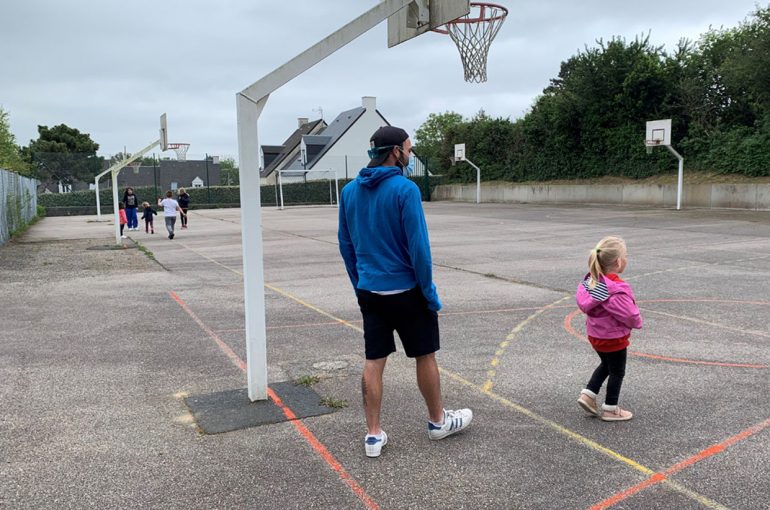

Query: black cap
367;126;409;167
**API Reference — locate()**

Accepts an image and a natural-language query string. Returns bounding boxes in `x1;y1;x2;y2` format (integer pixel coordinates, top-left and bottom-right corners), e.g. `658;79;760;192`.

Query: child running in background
118;202;127;239
576;236;643;422
158;190;186;240
141;201;157;234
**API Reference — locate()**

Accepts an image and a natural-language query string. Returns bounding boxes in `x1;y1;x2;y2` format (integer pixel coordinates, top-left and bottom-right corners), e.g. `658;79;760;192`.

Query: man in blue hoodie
338;126;472;458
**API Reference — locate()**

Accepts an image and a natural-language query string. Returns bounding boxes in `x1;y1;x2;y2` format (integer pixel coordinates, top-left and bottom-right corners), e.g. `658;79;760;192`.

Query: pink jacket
118;210;127;225
576;273;643;339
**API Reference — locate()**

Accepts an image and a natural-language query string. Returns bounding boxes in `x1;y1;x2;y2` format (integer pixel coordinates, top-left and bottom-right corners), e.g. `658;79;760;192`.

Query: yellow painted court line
627;254;770;281
439;369;729;510
178;242;363;333
641;307;770;339
482;296;571;392
177;242;724;508
264;284;363;333
178;242;243;276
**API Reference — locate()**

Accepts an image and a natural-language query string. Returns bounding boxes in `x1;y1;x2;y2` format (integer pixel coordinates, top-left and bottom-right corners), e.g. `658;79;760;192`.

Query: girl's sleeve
603;292;643;329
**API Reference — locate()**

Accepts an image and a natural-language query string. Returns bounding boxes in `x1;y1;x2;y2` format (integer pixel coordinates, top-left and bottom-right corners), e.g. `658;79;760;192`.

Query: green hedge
38;182;355;215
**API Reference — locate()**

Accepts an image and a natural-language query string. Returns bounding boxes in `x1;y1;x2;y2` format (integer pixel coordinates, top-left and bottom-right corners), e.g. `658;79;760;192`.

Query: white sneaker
428;408;473;440
364;431;388;458
121;235;127;239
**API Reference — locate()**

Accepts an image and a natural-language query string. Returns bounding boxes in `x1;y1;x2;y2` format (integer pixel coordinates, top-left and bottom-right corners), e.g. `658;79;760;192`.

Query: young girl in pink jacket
576;236;643;421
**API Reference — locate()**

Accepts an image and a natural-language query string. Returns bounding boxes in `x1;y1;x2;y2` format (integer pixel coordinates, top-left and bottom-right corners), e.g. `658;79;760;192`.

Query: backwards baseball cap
367;126;409;167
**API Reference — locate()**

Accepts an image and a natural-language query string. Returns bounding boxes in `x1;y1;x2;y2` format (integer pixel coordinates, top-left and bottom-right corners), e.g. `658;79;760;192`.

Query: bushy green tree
220;157;239;185
25;124;102;185
414;111;464;169
0;108;31;175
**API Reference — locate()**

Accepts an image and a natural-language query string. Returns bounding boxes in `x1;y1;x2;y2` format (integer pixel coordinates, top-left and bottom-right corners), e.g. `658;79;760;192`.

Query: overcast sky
1;1;765;161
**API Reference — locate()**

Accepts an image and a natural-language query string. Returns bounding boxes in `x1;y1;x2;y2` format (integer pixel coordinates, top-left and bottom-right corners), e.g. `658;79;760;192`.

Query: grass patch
9;212;43;240
295;375;320;387
320;397;348;409
135;242;156;262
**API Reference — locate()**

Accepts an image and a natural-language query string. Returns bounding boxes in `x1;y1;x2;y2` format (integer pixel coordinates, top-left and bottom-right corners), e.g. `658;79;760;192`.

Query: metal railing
0;168;39;246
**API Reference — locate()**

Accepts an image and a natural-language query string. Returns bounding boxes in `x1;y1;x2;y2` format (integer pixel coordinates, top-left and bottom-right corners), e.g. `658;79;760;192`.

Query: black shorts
356;287;440;360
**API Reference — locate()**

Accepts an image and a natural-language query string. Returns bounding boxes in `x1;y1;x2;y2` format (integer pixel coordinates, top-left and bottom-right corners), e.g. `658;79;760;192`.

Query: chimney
362;96;376;110
298;117;309;128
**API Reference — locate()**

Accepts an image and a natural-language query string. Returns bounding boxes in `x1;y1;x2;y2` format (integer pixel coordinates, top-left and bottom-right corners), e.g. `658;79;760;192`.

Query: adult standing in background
122;187;139;231
177;188;191;229
338;126;473;458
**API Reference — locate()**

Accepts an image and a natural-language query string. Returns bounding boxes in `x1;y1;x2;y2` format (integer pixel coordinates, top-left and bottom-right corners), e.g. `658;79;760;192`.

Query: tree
413;111;464;169
25;124;102;186
0;108;31;175
220;157;239;185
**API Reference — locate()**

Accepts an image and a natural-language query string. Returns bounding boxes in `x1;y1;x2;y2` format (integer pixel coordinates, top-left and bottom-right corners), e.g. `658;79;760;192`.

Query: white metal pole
111;170;120;244
236;93;269;402
334;172;339;206
465;159;481;204
667;145;684;210
95;178;101;220
278;171;285;211
235;0;414;402
476;165;480;205
677;158;683;210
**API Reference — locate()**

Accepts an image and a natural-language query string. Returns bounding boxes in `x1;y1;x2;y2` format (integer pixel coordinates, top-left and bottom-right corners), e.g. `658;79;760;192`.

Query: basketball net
436;2;508;83
167;143;190;161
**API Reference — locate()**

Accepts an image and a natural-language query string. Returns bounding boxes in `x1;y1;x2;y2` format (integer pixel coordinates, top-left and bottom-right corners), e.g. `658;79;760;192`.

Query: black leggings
181;208;188;226
586;348;627;406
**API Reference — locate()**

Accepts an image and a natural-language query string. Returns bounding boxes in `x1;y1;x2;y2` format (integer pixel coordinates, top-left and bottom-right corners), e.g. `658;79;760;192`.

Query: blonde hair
177;188;186;194
587;236;627;288
142;201;150;208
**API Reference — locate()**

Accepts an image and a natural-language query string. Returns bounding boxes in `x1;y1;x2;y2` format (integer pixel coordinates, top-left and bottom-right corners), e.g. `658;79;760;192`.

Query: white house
261;96;391;184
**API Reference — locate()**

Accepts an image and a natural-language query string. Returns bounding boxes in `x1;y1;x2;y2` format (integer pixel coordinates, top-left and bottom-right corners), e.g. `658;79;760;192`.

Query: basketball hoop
434;2;508;83
167;143;190;161
645;139;662;154
128;161;142;174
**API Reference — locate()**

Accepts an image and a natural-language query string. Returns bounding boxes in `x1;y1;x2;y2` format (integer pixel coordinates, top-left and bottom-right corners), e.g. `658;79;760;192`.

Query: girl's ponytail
587;236;626;288
587;249;603;288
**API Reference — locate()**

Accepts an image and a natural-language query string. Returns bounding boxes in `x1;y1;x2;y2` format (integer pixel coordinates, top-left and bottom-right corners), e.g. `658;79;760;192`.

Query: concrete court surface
1;202;768;509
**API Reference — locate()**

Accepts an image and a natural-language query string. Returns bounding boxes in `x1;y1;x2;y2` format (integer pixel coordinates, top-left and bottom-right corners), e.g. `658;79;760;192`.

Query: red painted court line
168;291;380;510
267;387;381;510
170;291;246;372
591;418;770;510
564;309;768;369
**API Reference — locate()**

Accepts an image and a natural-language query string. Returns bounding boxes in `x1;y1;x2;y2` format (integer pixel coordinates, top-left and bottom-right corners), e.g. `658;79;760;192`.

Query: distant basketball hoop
167;143;190;161
433;2;508;83
128;161;141;174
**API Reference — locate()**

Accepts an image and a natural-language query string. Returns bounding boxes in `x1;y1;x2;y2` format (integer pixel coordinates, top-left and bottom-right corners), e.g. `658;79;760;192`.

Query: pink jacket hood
576;273;643;339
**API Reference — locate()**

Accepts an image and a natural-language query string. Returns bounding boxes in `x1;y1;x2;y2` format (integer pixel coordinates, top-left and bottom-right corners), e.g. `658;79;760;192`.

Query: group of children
118;187;190;240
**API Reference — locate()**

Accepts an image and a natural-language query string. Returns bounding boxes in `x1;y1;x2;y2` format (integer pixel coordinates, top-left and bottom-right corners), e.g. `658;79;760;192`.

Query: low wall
433;182;770;210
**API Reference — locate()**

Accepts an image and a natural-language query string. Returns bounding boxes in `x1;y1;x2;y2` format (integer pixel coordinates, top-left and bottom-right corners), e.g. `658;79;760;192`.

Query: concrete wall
433;182;770;210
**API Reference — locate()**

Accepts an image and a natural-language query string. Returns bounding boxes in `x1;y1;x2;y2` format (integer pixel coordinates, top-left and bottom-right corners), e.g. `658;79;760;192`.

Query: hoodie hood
356;166;402;188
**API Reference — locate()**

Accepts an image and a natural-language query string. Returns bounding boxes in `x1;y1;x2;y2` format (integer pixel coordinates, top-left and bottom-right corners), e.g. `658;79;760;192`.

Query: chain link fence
0;168;39;246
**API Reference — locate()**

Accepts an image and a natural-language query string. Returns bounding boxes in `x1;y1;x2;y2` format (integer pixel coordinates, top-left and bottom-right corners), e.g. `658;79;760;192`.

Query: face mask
402;154;415;177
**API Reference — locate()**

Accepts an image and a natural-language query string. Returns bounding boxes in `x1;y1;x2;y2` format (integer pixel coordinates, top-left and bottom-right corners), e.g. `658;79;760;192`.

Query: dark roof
260;119;326;177
304;106;367;169
261;145;285;169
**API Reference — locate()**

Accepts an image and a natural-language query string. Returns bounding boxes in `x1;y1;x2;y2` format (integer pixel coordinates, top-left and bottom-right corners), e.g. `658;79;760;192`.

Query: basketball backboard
160;113;168;151
388;0;470;47
455;143;466;161
645;119;671;147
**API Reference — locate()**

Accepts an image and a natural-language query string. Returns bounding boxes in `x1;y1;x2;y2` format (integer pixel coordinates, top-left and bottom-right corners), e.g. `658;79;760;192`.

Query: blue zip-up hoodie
338;166;441;311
